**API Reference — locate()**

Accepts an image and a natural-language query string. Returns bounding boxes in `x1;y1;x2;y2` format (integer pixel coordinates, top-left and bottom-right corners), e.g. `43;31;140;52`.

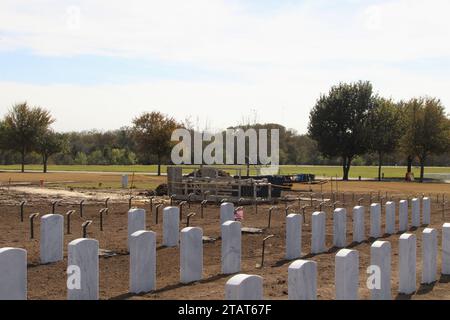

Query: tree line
308;81;450;181
0;80;449;181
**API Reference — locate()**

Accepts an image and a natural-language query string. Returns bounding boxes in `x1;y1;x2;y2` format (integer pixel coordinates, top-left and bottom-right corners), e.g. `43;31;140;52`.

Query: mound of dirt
155;183;168;196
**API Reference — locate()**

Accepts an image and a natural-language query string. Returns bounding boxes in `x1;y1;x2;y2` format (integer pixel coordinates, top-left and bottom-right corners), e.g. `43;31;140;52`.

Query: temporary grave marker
257;235;275;268
82;220;92;238
20;201;26;222
443;223;450;275
67;238;99;300
40;214;64;264
225;274;263;300
79;200;85;218
127;208;146;250
221;221;241;274
163;207;180;247
398;200;408;232
385;201;396;235
288;260;317;300
422;228;437;284
398;233;416;295
180;227;203;284
286;214;302;260
311;211;326;254
29;213;39;239
0;248;27;300
130;230;156;294
370;241;391;300
333;208;346;248
335;249;359;300
99;208;108;231
267;206;279;229
154;203;163;225
352;206;365;243
66;210;75;234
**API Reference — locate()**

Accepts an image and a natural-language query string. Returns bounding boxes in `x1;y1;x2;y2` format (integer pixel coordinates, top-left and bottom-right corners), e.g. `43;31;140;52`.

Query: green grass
1;164;450;179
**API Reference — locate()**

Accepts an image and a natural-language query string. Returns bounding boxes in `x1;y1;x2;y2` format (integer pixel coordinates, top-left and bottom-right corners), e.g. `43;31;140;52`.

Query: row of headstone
226;224;450;300
305;198;431;257
0;204;243;300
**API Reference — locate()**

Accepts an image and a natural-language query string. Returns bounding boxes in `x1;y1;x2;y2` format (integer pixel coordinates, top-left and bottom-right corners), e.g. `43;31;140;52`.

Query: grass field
1;164;450;179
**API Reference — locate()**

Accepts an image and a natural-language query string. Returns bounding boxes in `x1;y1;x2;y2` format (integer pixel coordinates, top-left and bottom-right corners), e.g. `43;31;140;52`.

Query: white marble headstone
180;227;203;284
220;202;235;225
411;198;420;227
67;238;99;300
40;214;64;264
370;204;381;238
421;228;437;284
370;241;391;300
333;208;346;248
352;206;365;243
398;200;409;232
335;249;359;300
311;211;326;254
225;274;263;300
384;202;396;235
163;207;180;247
398;233;416;294
221;221;241;274
130;230;156;293
442;223;450;275
127;208;146;250
286;214;302;260
288;260;317;300
0;248;27;300
422;197;431;225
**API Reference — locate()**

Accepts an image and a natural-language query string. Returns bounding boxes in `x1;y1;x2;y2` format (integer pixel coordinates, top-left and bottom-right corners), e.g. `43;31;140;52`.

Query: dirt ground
1;172;450;300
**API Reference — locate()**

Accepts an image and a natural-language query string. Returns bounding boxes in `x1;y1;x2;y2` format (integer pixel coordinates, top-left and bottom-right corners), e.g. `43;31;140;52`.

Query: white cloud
1;0;449;64
0;0;449;132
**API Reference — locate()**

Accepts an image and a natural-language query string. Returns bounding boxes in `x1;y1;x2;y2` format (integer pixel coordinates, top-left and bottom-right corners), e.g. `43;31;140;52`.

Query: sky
0;0;449;133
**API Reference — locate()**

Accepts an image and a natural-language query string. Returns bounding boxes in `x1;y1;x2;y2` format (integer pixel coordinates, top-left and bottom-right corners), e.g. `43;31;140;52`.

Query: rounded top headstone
371;240;390;249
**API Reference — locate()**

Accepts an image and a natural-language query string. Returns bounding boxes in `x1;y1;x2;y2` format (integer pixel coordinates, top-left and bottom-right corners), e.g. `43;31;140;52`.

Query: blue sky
0;0;449;132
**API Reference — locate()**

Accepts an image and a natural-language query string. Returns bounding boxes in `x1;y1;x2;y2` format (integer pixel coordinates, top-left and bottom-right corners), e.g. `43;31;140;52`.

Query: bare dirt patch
1;173;450;300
